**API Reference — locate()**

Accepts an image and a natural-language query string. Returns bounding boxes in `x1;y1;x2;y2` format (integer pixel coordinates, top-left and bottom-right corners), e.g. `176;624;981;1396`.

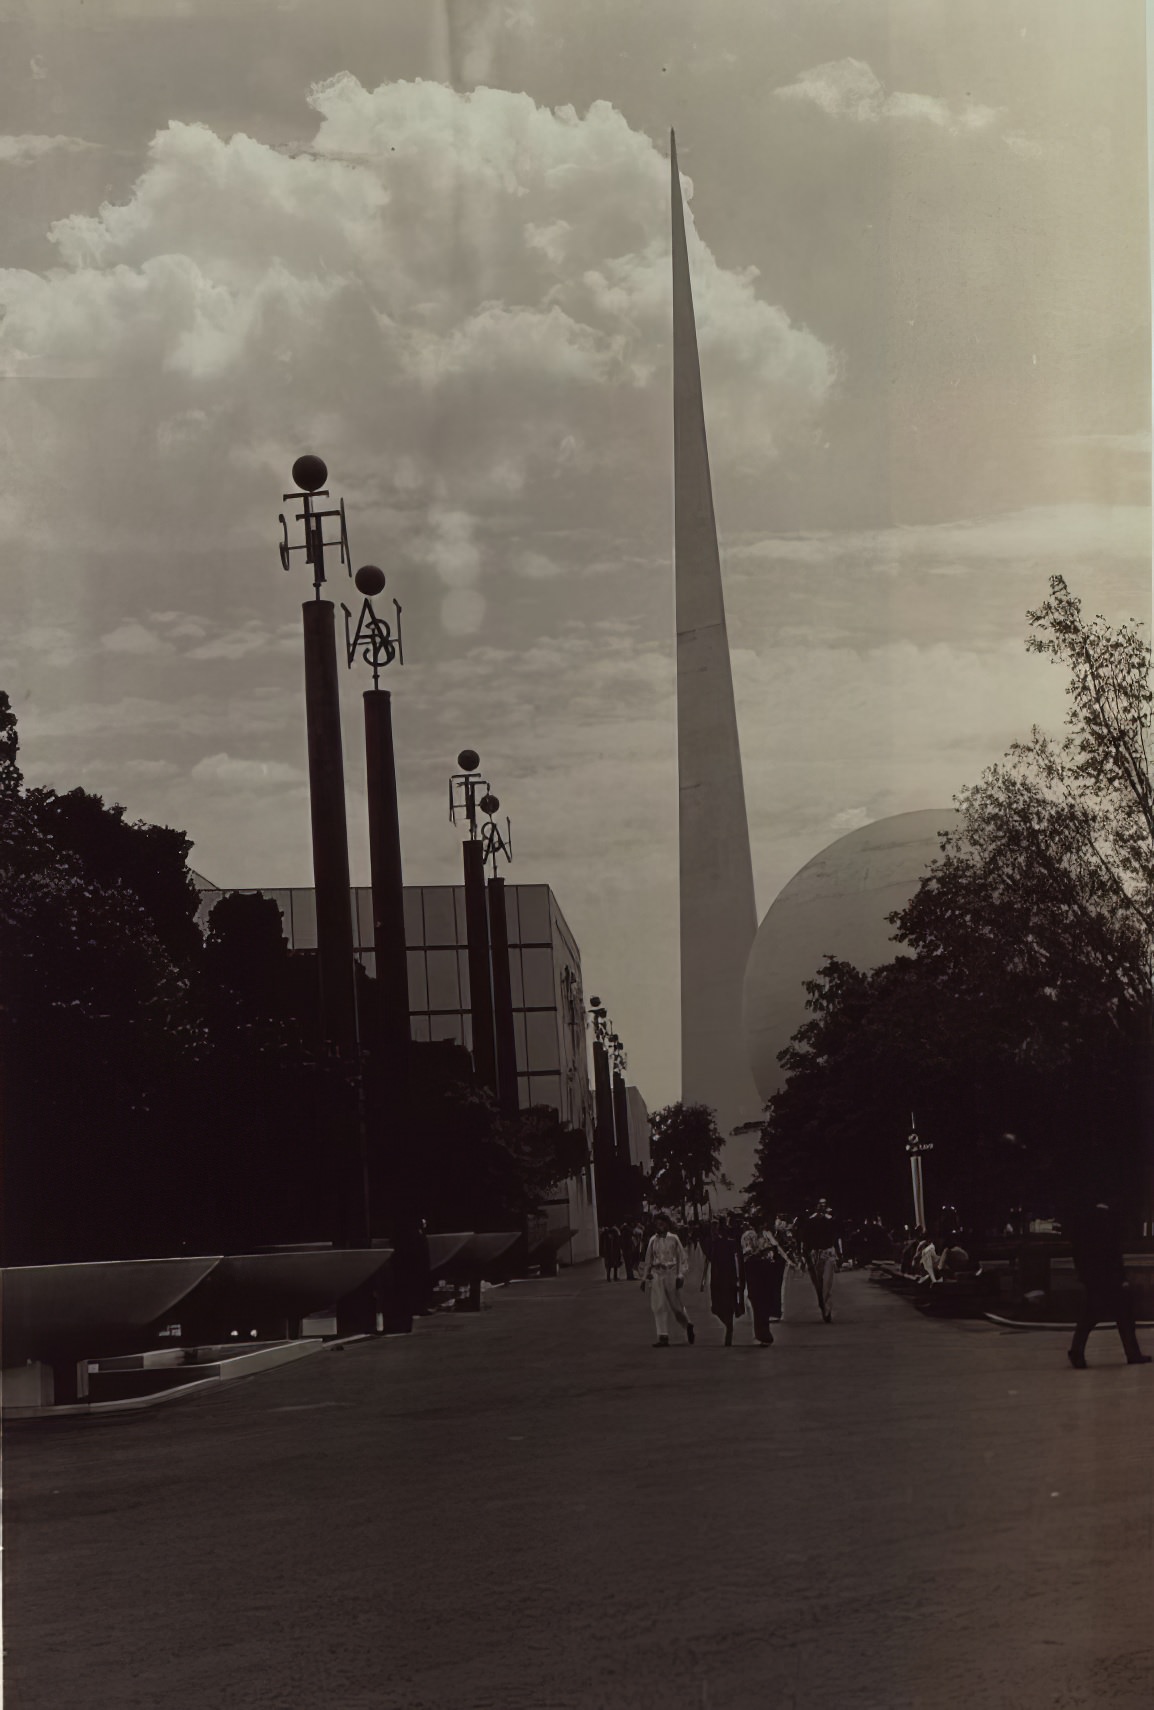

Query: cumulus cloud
776;59;999;137
0;134;96;165
0;76;835;626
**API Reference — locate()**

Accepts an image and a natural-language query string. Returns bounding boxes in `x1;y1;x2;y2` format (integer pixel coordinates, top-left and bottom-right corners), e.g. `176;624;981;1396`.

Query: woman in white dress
640;1212;695;1347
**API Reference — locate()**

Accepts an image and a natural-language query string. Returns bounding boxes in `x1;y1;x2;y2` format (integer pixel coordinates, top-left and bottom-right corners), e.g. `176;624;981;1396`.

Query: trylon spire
671;132;762;1164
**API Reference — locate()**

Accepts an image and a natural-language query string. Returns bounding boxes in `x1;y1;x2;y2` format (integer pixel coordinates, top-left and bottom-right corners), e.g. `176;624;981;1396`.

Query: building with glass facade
195;880;599;1261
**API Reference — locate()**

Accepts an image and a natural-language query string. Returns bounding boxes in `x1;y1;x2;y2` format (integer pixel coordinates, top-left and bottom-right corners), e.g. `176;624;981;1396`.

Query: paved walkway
4;1261;1153;1709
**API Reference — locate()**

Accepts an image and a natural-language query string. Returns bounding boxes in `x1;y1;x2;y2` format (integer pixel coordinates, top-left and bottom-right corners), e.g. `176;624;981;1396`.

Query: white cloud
190;752;305;789
775;59;999;137
187;620;296;660
441;588;487;636
100;620;175;656
516;549;564;580
0;78;835;629
0;134;96;165
828;806;871;832
730;505;1151;573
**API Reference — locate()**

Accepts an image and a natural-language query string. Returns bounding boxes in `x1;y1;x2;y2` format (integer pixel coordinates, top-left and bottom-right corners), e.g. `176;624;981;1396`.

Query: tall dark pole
463;838;498;1096
488;874;520;1119
340;565;415;1330
363;686;410;1089
590;1001;618;1223
450;753;511;1104
280;456;369;1253
302;602;360;1057
612;1068;631;1169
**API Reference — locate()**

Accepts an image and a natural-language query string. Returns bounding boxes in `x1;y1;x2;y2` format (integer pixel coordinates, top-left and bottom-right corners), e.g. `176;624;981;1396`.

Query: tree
0;690;600;1258
749;578;1154;1233
648;1101;728;1217
0;716;208;1262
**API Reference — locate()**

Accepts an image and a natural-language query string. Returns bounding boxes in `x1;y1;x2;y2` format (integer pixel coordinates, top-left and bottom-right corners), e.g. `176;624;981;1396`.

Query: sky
2;0;1150;1114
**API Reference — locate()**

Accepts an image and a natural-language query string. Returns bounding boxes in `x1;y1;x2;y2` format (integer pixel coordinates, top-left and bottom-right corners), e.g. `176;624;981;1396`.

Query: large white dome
743;810;959;1105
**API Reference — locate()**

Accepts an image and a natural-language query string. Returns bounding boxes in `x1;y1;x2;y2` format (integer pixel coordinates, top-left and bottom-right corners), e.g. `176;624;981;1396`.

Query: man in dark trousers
1067;1200;1152;1369
799;1199;842;1322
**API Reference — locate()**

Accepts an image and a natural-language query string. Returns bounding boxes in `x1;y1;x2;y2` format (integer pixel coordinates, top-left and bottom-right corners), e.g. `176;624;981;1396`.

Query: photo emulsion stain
1;3;1152;1707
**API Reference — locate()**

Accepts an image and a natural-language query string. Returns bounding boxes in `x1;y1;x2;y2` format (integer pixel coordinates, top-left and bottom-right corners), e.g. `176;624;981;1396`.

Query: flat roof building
195;880;599;1262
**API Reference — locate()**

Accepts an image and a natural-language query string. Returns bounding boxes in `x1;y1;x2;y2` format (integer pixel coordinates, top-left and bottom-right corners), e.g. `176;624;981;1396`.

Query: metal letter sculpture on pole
278;456;369;1251
671;134;762;1155
450;754;499;1096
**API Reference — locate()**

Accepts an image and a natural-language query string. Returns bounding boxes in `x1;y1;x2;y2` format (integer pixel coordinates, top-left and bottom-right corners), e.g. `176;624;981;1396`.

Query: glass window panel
403;888;424;947
423;888;457;946
429;1014;464;1046
518;1075;532;1111
528;1074;562;1114
454;888;470;943
289;888;317;950
514;1012;527;1071
504;887;521;944
355;889;375;949
358;951;377;980
462;1014;473;1052
522;947;555;1009
406;951;428;1012
509;949;524;1008
525;1010;560;1072
457;949;471;1009
425;949;460;1010
411;1016;430;1042
517;886;551;943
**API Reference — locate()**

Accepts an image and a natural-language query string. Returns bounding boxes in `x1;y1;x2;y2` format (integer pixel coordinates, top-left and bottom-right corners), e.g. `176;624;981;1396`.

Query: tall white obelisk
671;132;763;1182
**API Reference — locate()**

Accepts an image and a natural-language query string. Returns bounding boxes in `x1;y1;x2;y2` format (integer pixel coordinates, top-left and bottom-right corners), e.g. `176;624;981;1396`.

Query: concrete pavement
4;1260;1153;1709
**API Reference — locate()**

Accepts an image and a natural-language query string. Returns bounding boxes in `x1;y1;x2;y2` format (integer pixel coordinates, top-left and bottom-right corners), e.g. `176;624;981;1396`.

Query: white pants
648;1271;689;1339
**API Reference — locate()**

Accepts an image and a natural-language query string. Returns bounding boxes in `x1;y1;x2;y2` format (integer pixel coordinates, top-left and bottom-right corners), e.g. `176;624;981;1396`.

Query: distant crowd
598;1199;1150;1370
601;1201;854;1347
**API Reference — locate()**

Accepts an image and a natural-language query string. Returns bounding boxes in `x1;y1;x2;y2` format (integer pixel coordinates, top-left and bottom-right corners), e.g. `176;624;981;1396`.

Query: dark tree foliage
1;696;593;1261
391;1042;590;1232
0;714;206;1261
749;579;1153;1235
648;1101;728;1215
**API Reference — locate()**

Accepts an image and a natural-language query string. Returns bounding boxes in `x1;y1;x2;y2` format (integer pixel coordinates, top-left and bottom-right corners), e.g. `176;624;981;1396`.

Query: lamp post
589;998;619;1223
341;568;409;1096
477;792;518;1119
278;455;369;1250
450;752;498;1096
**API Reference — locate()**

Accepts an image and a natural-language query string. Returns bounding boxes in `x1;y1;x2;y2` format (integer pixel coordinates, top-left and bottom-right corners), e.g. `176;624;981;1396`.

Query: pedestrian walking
700;1212;745;1345
1065;1200;1152;1369
600;1224;623;1281
740;1214;792;1345
771;1214;800;1323
621;1222;637;1281
640;1211;695;1347
799;1199;842;1322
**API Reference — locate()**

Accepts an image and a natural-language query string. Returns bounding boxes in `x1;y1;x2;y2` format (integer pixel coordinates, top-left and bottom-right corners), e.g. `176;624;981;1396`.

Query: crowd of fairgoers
598;1206;985;1348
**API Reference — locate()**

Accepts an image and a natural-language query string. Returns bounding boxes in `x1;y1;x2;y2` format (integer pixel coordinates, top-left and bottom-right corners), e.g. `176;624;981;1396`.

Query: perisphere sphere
479;793;500;816
355;564;386;597
292;454;328;493
457;749;481;773
742;809;959;1105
